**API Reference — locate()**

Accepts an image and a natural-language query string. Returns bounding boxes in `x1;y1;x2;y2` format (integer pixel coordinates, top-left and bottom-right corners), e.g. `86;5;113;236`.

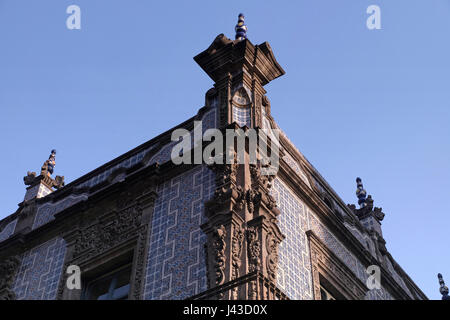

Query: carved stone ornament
57;195;153;300
206;154;244;214
73;205;143;261
52;175;65;189
212;225;227;286
266;226;280;282
247;226;261;273
23;171;37;186
245;189;261;214
19;200;37;218
0;256;21;300
131;224;149;300
231;225;244;299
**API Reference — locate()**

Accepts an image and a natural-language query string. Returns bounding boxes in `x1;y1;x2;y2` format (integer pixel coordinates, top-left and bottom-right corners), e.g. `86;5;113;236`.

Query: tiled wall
12;237;66;300
143;165;215;300
282;153;312;189
0;218;17;242
79;108;218;190
273;178;313;300
274;177;395;300
27;107;218;232
32;194;88;230
233;106;251;128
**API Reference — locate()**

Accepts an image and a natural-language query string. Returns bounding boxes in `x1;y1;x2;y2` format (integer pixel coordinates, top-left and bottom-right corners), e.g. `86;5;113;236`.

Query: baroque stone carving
248;164;277;211
19;200;37;218
73;205;143;260
231;225;244;279
247;227;261;273
0;256;20;300
132;224;149;300
52;175;65;189
266;226;280;283
206;153;244;215
231;225;244;299
212;225;227;286
245;189;261;214
23;171;37;186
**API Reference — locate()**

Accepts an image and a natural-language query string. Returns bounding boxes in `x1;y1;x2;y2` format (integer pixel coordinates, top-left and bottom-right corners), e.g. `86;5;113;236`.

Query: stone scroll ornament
0;256;20;300
266;225;281;283
231;225;244;299
246;227;260;300
246;226;261;273
213;225;227;286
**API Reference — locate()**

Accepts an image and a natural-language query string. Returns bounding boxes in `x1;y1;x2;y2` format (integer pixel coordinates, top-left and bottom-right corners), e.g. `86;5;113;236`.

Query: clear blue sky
0;0;448;300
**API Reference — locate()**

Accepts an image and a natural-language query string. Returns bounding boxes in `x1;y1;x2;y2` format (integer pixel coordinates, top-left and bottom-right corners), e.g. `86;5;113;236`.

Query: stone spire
235;13;247;41
23;149;65;201
193;20;287;300
438;273;450;300
349;177;385;237
194;17;284;130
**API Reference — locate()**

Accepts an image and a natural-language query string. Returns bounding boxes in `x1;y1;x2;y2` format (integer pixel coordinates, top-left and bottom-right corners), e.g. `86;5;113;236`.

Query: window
319;275;344;300
83;264;132;300
320;286;336;300
307;230;369;300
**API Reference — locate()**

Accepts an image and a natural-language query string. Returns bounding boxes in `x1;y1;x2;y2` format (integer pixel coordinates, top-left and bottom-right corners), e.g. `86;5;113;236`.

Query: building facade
0;19;427;300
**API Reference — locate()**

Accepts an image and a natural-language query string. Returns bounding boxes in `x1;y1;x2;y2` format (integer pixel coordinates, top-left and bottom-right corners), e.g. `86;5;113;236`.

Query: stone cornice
277;160;420;300
0;159;187;261
307;230;368;300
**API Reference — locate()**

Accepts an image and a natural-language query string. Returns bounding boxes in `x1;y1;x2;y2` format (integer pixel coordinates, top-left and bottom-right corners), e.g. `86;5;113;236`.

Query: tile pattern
32;194;88;230
385;257;412;297
24;184;40;202
343;222;377;258
273;178;313;300
12;237;66;300
37;184;53;198
309;213;364;281
0;218;17;242
79;108;217;190
309;212;395;300
143;165;215;300
78;148;151;189
274;177;396;300
282;153;312;189
24;182;54;201
150;108;218;165
233;106;251;128
22;107;218;232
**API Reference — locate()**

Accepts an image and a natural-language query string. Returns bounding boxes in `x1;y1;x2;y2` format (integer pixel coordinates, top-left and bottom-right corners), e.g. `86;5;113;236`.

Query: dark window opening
319;274;346;300
320;286;336;300
83;263;132;300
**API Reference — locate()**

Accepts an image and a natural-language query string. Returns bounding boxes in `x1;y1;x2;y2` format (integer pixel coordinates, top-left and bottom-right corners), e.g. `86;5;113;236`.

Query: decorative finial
48;149;56;176
235;13;247;41
356;177;367;208
41;149;57;178
438;273;450;300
